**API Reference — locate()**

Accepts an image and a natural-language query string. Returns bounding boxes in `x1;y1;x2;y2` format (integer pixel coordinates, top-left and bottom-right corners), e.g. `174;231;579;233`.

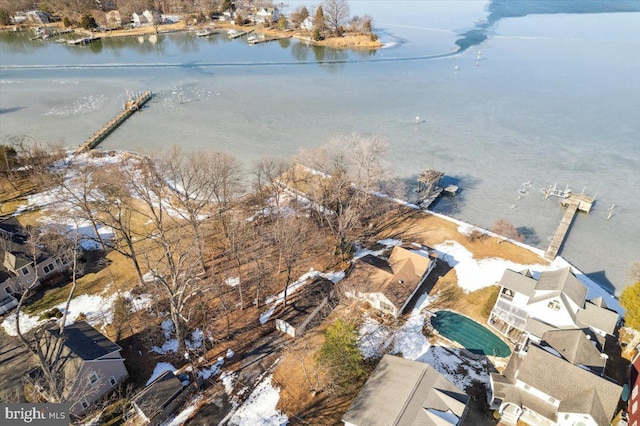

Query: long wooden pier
75;91;152;154
544;191;594;260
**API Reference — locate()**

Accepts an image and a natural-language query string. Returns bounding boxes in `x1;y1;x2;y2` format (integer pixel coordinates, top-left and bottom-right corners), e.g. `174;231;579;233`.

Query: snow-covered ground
1;289;152;336
227;374;288;426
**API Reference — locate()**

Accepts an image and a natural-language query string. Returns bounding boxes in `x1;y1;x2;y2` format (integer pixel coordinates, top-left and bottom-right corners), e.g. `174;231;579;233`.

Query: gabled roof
49;321;122;361
498;269;537;297
342;355;468;426
532;267;587;307
576;301;618;335
499;345;621;425
351;246;434;310
133;371;184;420
540;329;605;372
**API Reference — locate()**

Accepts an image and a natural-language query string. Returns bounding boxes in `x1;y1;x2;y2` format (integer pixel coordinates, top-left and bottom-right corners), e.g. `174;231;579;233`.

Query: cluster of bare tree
1;134;401;412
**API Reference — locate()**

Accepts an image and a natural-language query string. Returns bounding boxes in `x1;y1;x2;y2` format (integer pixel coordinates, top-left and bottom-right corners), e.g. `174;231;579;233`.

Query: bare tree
13;226;100;409
92;164;147;286
252;157;295;220
322;0;350;34
160;147;236;272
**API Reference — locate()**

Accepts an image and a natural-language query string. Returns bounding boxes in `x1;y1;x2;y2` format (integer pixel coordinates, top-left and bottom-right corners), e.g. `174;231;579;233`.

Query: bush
63;17;71;28
312;28;322;41
0;9;11;26
39;308;63;320
370;32;378;42
317;319;367;392
468;229;487;242
621;281;640;330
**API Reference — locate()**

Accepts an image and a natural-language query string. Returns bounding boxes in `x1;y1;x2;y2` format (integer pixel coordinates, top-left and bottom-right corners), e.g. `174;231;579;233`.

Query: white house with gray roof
488;267;618;349
489;329;622;426
342;355;469;426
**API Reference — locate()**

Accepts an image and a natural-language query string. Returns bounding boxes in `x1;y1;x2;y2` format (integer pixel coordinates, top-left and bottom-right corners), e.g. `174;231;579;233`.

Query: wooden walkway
75;91;152;154
544;200;579;260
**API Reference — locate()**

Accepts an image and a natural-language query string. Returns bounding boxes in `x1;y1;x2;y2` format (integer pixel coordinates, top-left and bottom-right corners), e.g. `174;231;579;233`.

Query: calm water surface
1;1;639;294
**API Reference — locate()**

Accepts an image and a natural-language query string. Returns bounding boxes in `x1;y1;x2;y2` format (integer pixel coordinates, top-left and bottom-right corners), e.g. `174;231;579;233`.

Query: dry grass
380;209;547;265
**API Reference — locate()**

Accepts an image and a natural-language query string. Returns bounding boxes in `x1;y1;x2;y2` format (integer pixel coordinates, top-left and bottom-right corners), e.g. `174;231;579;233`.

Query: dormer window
547;300;561;311
20;266;29;275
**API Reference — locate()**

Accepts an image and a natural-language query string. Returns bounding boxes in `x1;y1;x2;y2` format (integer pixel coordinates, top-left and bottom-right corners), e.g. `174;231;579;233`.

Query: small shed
130;371;194;426
276;277;334;338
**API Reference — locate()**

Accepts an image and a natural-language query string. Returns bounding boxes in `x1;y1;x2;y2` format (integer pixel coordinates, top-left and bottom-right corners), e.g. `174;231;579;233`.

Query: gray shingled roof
497;345;621;424
499;269;537;297
49;321;122;360
342;355;468;426
541;329;605;372
133;371;184;420
533;267;587;308
576;301;619;335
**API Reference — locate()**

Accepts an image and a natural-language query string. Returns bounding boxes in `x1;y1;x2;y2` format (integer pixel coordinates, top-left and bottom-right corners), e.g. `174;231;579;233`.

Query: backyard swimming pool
430;310;511;357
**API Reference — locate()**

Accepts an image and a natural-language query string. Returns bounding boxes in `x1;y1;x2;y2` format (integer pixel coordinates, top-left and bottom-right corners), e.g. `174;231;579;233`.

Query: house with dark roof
0;219;68;314
345;244;437;317
275;277;335;338
489;329;622;426
129;370;195;426
342;354;469;426
488;267;619;349
26;321;129;416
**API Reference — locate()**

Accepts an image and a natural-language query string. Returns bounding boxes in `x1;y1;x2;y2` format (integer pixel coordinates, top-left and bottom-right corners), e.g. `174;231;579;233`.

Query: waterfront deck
75;91;152;154
544;192;594;260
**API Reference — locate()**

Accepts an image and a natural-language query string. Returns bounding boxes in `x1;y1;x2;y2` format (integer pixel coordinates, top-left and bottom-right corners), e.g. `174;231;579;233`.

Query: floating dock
228;29;254;39
75;91;152;154
543;186;594;260
67;36;100;45
247;34;291;44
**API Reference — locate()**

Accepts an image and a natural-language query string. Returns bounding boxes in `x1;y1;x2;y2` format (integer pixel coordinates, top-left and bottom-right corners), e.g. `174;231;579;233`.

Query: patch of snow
221;371;236;395
160;394;203;426
143;271;156;283
259;306;275;325
225;277;240;287
322;270;345;284
228;375;288;426
419;346;491;391
358;317;393;360
151;339;179;354
392;293;434;360
146;362;177;386
226;348;235;358
186;329;204;350
1;290;145;336
199;357;224;380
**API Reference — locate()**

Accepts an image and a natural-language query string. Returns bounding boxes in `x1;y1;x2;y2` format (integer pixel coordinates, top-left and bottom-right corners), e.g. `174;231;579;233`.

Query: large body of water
1;1;639;294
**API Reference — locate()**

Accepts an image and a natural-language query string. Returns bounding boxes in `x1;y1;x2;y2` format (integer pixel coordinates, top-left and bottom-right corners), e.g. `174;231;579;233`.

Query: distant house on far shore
105;10;122;29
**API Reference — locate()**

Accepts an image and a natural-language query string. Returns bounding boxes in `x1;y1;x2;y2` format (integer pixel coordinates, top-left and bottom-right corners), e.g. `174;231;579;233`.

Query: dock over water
544;188;594;260
75;91;152;154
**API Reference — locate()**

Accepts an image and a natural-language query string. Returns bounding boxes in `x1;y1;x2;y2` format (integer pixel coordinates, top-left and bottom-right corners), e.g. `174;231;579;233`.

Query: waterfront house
26;321;129;416
343;354;469;426
344;244;437;318
489;329;622;425
275;277;334;338
301;16;314;31
25;11;50;24
132;12;147;26
487;267;618;349
254;7;279;25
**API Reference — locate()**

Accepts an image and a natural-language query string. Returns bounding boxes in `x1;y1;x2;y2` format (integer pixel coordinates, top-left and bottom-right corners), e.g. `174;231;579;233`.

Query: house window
633;401;638;414
109;376;117;386
548;396;556;404
632;421;637;426
80;398;89;410
633;384;638;400
547;300;561;311
523;384;531;391
88;372;99;385
55;258;62;266
20;267;29;276
43;264;53;274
